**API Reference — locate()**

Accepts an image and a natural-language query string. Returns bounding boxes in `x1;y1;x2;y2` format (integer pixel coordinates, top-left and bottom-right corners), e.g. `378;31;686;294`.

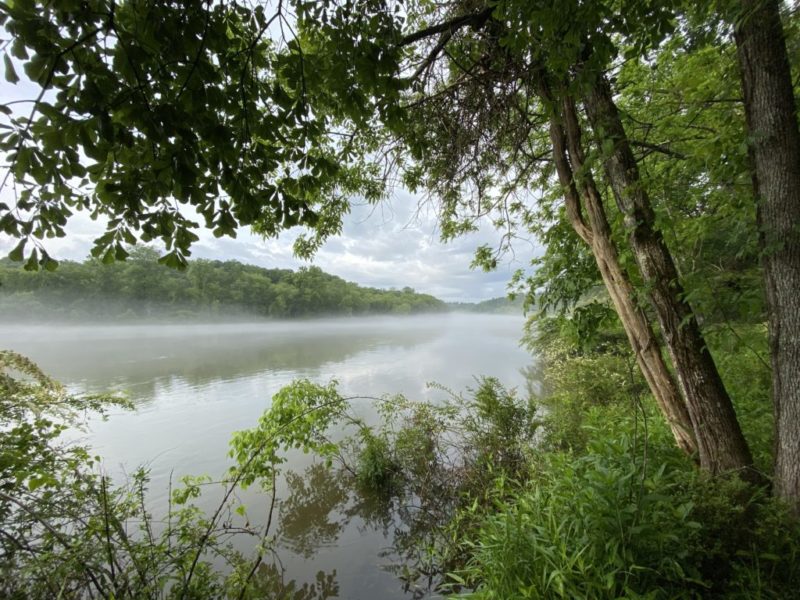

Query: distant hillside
448;295;526;315
0;247;446;321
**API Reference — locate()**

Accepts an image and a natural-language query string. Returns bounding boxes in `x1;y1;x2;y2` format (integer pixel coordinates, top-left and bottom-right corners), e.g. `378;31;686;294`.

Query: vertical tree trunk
733;0;800;511
583;77;754;476
543;81;697;455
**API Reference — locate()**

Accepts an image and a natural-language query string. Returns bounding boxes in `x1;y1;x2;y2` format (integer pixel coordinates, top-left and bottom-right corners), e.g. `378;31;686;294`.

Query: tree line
447;295;525;314
0;246;445;319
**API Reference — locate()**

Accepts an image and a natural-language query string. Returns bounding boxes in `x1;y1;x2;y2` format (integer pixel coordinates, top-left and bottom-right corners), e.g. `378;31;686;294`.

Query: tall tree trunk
559;95;697;456
544;81;697;455
733;0;800;511
583;77;754;476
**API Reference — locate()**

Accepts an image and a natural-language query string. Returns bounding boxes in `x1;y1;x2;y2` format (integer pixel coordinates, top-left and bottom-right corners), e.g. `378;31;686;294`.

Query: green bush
356;429;400;493
707;323;773;472
525;316;647;453
447;437;800;599
432;317;798;600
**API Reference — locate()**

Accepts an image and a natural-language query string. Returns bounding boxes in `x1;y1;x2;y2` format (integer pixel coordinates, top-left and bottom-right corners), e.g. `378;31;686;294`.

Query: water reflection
246;563;339;600
0;314;531;599
274;461;446;599
279;464;349;559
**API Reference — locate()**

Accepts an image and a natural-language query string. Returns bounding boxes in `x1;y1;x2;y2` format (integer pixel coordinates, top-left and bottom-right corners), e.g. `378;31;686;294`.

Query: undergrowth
346;315;800;599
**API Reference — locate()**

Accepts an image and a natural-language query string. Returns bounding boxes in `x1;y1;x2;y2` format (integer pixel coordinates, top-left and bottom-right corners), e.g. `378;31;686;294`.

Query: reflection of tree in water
276;381;537;599
355;480;457;598
241;562;338;600
278;463;349;558
276;462;454;599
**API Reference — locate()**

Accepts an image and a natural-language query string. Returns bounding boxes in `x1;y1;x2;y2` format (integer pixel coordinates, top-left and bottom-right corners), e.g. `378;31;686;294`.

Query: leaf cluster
0;0;386;269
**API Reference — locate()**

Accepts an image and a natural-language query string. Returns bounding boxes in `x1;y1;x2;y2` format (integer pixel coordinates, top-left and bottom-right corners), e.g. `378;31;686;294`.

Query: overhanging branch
398;6;493;47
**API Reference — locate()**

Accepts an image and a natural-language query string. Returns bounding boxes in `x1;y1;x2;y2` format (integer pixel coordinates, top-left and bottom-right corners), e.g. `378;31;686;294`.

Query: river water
1;313;532;598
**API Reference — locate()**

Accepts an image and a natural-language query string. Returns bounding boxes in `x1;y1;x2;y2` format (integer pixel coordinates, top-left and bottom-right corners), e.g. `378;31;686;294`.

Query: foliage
613;25;765;326
0;246;446;320
430;316;796;599
448;442;800;599
447;295;526;315
522;313;648;452
0;350;151;598
525;304;776;469
0;0;388;270
0;349;128;495
706;323;774;474
0;354;353;599
355;429;399;494
229;379;348;489
330;314;793;599
352;379;539;494
341;379;541;592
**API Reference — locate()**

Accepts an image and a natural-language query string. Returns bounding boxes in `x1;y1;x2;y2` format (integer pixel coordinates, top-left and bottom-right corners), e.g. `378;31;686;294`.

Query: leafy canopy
0;0;397;270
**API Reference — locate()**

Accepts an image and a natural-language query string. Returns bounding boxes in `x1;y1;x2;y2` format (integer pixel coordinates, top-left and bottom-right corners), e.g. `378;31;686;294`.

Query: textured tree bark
583;77;754;476
734;0;800;511
544;83;696;455
560;96;697;456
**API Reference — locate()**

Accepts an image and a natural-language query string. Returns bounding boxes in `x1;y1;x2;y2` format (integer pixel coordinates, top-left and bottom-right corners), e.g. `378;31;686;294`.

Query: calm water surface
1;313;532;599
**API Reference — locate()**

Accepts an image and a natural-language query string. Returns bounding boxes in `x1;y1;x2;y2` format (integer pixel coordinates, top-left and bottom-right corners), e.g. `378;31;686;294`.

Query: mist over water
1;313;532;598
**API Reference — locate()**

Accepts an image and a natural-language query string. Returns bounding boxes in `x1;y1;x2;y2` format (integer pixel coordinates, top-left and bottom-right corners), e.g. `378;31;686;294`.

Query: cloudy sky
198;192;539;302
0;43;541;304
0;184;539;302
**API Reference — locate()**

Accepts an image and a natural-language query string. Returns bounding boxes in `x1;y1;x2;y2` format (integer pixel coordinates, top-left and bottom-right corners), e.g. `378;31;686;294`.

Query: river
1;313;532;599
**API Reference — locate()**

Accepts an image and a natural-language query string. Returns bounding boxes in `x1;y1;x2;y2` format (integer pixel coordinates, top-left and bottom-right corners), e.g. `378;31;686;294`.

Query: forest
0;246;446;319
2;0;800;598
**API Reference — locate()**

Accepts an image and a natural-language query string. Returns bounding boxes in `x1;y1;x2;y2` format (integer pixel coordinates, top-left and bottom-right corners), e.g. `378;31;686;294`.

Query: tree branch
175;1;212;101
398;6;493;47
0;24;105;196
630;140;687;160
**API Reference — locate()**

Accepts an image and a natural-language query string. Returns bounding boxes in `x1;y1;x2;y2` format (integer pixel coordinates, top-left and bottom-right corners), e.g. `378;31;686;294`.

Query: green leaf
3;54;18;84
24;248;38;271
8;238;25;261
114;244;129;261
10;38;29;60
28;476;47;491
42;254;59;271
23;52;49;85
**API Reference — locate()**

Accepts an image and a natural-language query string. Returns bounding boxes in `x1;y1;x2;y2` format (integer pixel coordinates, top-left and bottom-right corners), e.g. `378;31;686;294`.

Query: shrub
447;435;800;599
356;429;400;493
0;356;351;599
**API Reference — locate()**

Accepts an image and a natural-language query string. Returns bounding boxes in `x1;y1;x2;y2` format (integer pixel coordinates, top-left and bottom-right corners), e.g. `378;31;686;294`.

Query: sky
0;184;539;302
0;24;541;304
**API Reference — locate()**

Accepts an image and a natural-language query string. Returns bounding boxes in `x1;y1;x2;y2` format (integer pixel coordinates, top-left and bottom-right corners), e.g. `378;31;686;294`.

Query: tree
2;0;795;484
732;0;800;511
333;0;753;475
582;74;753;474
546;87;696;455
